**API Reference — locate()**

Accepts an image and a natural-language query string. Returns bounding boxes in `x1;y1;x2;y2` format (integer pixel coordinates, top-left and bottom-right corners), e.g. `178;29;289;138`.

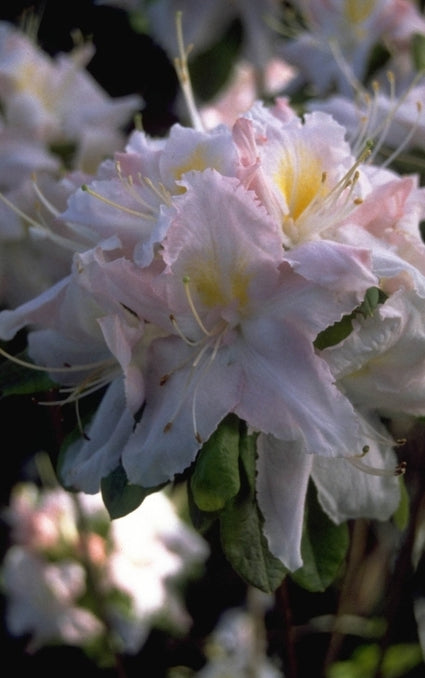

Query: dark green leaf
220;429;287;593
393;476;409;532
190;414;241;512
187;480;220;533
101;463;163;519
364;43;391;81
314;314;353;350
315;287;385;350
412;33;425;71
291;484;349;592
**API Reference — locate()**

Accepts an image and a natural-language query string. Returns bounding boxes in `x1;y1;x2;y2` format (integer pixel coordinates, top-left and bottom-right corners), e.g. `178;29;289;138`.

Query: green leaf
357;286;382;317
190;414;241;512
392;475;410;531
315;287;385;350
291;484;349;592
101;463;163;519
327;642;423;678
187;480;220;533
314;314;354;350
412;33;425;71
0;350;56;398
219;429;287;593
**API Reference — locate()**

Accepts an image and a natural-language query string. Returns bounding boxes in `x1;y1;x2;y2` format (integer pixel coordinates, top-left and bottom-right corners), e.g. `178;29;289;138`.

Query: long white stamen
39;372;113;406
347;443;406;477
190;332;224;443
141;175;172;206
81;184;150;219
348;454;406;477
328;37;365;94
173;11;205;132
381;101;423;169
183;276;215;336
351;70;425;166
169;314;200;346
0;190;47;231
0;345;114;374
163;329;224;441
114;161;157;218
30;178;61;218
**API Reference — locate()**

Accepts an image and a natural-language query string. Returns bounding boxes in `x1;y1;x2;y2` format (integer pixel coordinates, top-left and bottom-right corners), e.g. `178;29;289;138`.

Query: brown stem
322;518;369;674
373;426;425;678
274;579;298;678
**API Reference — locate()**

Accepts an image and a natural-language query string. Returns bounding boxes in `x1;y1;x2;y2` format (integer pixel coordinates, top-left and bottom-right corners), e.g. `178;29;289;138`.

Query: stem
173;11;205;131
322;518;369;673
372;429;425;678
274;579;298;678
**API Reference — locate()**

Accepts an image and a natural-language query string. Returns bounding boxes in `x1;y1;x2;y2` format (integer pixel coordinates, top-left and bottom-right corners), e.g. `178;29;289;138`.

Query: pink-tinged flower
200;58;295;130
256;416;401;571
62;123;238;263
2;482;208;655
106;491;209;653
279;0;425;95
137;0;282;70
0;122;58;193
0;21;142;171
75;169;377;488
323;288;425;420
0;171;95;307
233;107;367;247
2;547;103;652
309;81;425;168
334;168;425;295
0;248;151;492
195;601;281;678
280;0;425;95
3;483;79;553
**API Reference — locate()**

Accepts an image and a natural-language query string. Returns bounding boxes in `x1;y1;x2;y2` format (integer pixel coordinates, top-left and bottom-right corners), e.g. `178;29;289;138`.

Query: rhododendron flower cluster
0;20;142;308
1;479;208;655
2;3;425;674
0;87;420;575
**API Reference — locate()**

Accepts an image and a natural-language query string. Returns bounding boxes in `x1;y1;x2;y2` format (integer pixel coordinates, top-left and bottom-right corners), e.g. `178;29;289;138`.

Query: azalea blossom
195;598;281;678
106;490;209;652
2;547;104;652
322;288;425;421
0;21;142;172
1;481;209;655
233;105;366;247
200;58;295;130
129;0;283;69
308;80;425;163
279;0;425;96
0;171;97;306
257;416;402;571
61;121;238;264
3;483;80;554
69;168;377;491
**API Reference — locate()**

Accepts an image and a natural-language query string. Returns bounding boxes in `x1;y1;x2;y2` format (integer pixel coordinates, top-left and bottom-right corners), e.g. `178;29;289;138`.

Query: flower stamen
348;445;406;477
81;183;150;219
182;276;215;337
